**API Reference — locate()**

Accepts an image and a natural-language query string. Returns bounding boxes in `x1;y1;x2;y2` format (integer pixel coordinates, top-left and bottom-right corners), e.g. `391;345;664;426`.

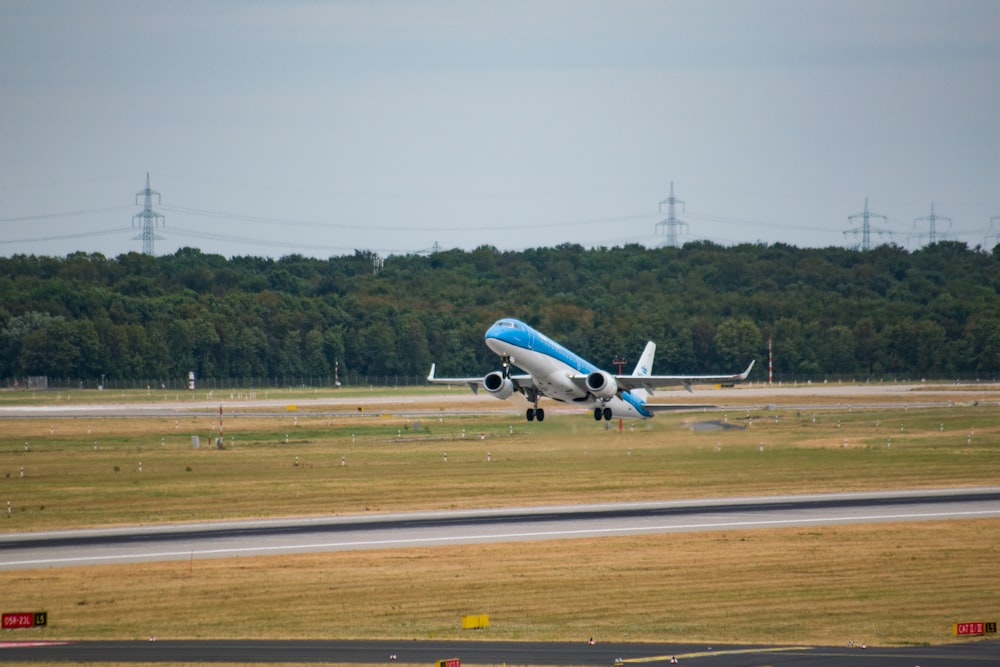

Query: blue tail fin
629;342;656;402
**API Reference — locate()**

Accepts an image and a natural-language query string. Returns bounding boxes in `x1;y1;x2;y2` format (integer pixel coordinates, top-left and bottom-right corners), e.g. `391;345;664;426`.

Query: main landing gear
524;384;544;422
593;406;613;421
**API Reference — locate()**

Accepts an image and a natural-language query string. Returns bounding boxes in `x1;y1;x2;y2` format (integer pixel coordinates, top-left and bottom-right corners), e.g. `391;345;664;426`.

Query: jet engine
585;370;618;400
483;371;515;400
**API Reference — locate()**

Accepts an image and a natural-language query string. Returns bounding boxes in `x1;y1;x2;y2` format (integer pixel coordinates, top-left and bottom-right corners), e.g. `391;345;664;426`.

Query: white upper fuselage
484;318;650;419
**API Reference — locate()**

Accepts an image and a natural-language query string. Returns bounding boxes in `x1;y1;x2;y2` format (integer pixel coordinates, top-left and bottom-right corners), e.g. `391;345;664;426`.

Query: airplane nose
485;337;501;354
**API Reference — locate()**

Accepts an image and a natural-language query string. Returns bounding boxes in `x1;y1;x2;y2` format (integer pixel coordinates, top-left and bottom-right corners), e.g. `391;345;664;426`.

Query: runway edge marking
621;645;811;661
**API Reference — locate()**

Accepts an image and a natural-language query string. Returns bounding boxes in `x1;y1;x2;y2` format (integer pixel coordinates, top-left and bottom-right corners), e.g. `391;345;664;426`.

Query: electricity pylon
913;202;951;246
655;181;688;247
132;173;165;255
845;197;889;251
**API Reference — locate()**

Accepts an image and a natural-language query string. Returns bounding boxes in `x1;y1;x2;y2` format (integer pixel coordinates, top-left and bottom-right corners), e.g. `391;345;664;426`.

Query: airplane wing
426;364;536;395
426;367;482;394
615;359;756;394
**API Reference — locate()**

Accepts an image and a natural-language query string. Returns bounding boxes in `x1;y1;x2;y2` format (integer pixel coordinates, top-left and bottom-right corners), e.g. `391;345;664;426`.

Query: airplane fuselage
484;319;650;419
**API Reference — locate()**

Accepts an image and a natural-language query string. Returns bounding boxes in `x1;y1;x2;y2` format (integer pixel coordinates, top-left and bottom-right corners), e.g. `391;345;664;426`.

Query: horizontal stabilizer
643;404;718;412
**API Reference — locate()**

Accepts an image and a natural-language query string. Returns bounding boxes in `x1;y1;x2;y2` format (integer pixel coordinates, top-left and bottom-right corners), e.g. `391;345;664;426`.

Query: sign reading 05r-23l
1;612;47;629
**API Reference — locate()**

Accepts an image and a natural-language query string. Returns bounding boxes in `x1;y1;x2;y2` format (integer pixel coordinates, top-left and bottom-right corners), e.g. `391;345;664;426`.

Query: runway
3;487;999;570
1;638;999;666
2;381;997;420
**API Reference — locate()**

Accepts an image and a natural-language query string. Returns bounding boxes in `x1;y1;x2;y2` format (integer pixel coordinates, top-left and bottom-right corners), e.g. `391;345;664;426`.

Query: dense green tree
395;314;431;376
714;317;762;370
815;324;856;375
2;242;1000;385
963;315;1000;377
0;311;61;377
303;328;330;376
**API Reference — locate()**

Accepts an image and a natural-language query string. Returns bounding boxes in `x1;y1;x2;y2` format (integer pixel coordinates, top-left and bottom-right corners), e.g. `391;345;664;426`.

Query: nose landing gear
500;355;512;378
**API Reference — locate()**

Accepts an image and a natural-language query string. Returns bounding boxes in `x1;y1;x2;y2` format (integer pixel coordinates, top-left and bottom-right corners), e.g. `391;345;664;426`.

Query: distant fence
4;374;433;391
5;373;999;391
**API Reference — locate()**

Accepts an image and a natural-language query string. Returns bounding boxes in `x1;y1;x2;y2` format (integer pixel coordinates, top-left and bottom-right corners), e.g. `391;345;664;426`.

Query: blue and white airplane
427;318;755;422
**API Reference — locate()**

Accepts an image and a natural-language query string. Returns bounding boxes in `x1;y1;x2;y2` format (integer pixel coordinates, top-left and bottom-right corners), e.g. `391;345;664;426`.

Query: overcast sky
2;0;998;259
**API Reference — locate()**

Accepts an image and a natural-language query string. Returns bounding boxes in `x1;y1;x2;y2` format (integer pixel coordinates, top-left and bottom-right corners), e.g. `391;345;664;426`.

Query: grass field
2;384;999;649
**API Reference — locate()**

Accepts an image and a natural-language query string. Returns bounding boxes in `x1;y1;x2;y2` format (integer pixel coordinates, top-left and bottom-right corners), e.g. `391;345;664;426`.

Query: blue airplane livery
428;318;755;422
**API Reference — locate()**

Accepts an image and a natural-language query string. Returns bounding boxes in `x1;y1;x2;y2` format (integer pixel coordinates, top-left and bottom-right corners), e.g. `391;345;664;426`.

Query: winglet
738;359;756;381
427;363;437;381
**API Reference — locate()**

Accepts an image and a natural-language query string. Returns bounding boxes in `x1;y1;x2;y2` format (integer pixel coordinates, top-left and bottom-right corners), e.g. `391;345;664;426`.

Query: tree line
2;241;999;388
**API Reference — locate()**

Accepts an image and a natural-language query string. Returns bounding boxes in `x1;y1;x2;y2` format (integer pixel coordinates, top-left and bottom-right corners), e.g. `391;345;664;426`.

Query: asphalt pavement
2;638;999;666
4;488;1000;569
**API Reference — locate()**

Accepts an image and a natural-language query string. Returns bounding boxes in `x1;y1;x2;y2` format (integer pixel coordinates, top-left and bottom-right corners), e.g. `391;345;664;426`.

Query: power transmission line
159;203;654;233
0;205;132;223
0;228;131;245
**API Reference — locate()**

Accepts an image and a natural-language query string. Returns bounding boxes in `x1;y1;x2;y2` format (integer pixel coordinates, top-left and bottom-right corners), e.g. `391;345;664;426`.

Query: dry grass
4;401;998;530
3;520;997;647
2;387;1000;649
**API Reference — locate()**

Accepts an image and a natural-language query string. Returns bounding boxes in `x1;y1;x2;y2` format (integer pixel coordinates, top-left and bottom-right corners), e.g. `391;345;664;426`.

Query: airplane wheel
603;407;613;421
593;408;603;421
536;408;545;422
526;408;535;422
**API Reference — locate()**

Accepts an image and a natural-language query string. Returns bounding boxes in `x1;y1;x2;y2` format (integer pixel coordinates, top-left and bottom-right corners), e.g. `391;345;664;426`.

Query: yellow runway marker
622;646;810;662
